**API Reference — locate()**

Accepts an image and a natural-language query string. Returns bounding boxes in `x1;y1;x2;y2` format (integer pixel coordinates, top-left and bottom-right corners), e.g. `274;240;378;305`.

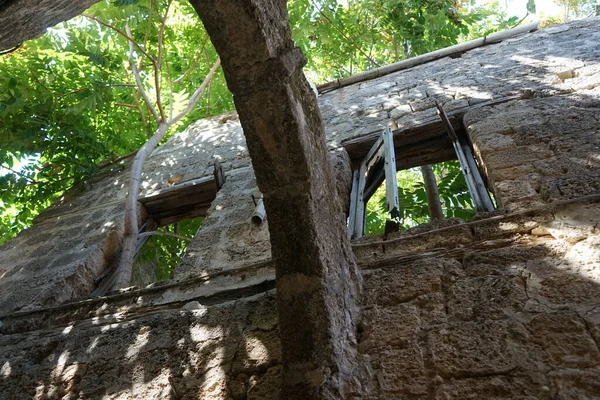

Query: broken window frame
347;103;494;240
348;126;400;240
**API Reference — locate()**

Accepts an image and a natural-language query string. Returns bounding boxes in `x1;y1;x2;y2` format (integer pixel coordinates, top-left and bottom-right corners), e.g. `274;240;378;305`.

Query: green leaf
526;0;536;14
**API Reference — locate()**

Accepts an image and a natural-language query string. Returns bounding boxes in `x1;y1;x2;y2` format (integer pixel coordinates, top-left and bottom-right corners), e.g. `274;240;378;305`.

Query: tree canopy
1;0;564;251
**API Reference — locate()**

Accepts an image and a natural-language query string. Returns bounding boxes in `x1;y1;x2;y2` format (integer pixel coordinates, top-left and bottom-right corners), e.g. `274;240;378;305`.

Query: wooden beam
436;101;495;212
341;95;521;162
138;175;216;203
347;168;360;239
382;126;400;221
138;175;219;224
157;205;211;226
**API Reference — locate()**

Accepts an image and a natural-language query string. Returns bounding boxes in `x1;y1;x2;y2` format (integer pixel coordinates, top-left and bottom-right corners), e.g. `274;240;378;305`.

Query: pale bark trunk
111;59;221;290
112;122;169;289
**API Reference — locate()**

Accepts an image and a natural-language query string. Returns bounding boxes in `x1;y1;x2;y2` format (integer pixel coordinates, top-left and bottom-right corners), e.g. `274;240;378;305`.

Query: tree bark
420;164;444;220
112;58;221;290
113;121;170;290
189;1;362;398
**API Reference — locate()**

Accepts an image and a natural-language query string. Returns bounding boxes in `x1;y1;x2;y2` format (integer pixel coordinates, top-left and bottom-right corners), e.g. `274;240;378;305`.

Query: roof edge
316;21;540;94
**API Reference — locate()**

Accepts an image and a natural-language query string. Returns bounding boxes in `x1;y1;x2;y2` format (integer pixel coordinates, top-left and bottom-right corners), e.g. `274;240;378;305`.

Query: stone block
409;97;437;112
527;256;600;309
363;258;445;307
463;245;550;276
549;369;600;400
564;72;600;91
484;146;554;171
378;346;428;396
411;291;448;327
525;312;600;369
435;375;551;400
490;164;535;182
494;179;539;204
540;173;600;203
232;328;281;374
389;104;412;120
471;211;553;239
429;321;515;377
446;275;527;321
359;303;421;352
544;203;600;243
247;365;281;400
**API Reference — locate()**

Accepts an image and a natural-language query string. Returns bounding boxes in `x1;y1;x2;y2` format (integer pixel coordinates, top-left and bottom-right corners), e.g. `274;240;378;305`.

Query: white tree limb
126;24;161;124
169;58;221;125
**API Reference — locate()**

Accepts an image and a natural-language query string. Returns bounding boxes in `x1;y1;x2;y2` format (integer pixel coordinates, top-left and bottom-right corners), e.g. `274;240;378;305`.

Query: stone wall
465;91;600;211
0;165;128;314
356;200;600;399
175;167;271;280
320;19;600;146
0;18;600;399
0;291;281;400
3;19;600;314
0;111;250;315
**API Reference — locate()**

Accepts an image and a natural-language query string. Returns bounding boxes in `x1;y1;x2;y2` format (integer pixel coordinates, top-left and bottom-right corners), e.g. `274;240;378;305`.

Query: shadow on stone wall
0;291;281;400
358;227;600;399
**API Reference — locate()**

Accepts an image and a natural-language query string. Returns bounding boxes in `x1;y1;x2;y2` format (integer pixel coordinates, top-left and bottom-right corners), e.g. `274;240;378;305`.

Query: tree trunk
109;58;220;291
113;122;169;290
189;1;362;398
421;164;444;220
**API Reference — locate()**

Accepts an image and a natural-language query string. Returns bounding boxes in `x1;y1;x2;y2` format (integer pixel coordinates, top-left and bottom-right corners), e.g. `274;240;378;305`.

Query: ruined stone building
1;8;600;399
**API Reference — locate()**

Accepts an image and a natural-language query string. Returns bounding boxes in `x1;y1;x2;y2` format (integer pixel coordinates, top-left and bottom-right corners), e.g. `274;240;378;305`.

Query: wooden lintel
138;176;216;203
142;190;217;210
138;175;218;225
341;95;521;162
157;205;211;226
343;118;460;161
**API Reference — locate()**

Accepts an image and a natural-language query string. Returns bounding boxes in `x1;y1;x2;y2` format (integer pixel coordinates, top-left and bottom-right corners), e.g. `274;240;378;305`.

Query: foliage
288;0;519;82
366;160;475;234
0;0;518;249
554;0;598;20
0;0;232;246
136;217;203;280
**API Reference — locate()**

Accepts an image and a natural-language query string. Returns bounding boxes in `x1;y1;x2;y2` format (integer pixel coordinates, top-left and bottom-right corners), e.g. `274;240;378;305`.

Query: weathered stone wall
0;18;600;400
0;112;250;315
0;165;128;315
320;19;600;145
0;291;281;399
465;90;600;211
176;167;271;280
3;19;600;314
355;198;600;399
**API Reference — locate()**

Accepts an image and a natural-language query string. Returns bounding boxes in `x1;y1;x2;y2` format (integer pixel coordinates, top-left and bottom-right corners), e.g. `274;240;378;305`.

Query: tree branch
173;37;209;84
114;103;138;109
1;165;38;184
82;14;156;64
126;24;161;124
169;57;221;125
311;1;380;67
98;149;139;170
154;0;173;122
